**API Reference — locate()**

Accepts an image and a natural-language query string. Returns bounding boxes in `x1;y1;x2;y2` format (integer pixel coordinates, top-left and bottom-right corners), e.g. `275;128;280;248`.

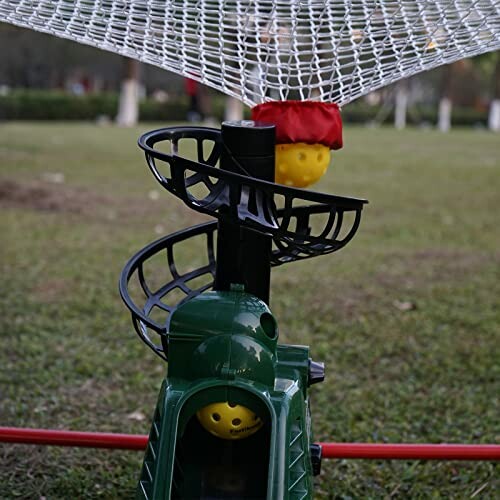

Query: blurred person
185;76;202;122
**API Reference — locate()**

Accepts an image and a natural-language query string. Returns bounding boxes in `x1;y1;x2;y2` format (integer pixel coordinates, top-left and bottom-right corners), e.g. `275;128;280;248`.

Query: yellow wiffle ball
275;143;331;188
196;402;263;440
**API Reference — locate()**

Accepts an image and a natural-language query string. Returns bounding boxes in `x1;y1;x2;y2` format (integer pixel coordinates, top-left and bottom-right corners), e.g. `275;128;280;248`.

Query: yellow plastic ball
275;143;331;188
196;402;263;440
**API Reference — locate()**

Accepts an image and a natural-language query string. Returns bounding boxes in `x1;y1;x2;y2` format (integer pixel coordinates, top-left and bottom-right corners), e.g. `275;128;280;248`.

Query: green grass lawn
0;122;499;499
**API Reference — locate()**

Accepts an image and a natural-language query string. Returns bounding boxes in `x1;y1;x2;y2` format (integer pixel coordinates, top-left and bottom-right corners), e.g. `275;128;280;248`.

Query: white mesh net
1;0;499;106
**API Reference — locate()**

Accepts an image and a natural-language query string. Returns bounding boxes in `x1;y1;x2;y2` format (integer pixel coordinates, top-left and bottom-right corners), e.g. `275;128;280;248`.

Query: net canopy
1;0;499;106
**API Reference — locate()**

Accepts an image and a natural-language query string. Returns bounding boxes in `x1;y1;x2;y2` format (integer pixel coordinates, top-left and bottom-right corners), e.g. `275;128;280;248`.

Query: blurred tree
458;50;500;131
116;57;140;127
488;51;500;131
0;24;184;95
394;80;409;130
437;60;484;132
438;63;454;132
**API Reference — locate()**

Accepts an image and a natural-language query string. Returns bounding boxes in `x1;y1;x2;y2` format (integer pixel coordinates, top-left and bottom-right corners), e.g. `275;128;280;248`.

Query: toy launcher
120;102;366;498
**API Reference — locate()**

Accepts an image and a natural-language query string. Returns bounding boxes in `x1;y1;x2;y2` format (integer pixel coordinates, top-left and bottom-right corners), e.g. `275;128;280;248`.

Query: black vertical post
214;120;275;304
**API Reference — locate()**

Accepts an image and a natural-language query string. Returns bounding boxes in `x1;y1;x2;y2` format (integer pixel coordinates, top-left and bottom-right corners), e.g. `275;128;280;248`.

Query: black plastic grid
121;126;368;359
139;127;367;265
120;223;217;360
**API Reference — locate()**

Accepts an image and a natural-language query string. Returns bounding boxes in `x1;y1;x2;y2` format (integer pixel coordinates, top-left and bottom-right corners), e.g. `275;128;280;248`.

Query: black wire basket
120;222;216;360
139;127;367;265
121;126;368;359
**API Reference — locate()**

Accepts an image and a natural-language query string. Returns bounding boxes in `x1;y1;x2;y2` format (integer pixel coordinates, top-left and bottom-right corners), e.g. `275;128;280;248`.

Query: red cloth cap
251;101;343;150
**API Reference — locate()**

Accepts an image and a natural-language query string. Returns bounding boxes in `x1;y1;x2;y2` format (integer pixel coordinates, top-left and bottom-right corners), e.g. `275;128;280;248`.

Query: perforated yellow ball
196;402;263;440
275;143;331;188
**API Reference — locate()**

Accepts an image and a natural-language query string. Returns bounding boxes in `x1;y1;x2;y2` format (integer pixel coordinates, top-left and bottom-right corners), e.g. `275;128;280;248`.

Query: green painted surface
138;291;314;499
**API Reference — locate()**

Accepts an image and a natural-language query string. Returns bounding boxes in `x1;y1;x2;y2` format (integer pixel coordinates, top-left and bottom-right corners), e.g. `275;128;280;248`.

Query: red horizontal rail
0;427;147;450
319;442;500;461
1;427;499;461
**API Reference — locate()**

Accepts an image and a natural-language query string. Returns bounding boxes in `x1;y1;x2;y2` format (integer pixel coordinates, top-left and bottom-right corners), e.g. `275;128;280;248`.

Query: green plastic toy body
120;122;364;498
138;290;317;499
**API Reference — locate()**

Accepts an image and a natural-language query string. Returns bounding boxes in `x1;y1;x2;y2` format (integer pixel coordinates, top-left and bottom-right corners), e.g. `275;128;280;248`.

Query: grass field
0;122;499;499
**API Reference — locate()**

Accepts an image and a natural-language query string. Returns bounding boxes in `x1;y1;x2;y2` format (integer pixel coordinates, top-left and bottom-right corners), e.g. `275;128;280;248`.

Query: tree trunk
438;97;452;132
438;64;453;133
394;80;408;130
224;96;244;122
488;53;500;132
116;58;140;127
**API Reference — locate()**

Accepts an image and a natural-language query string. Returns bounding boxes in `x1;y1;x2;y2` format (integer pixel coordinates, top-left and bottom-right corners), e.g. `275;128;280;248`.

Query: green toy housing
138;291;316;499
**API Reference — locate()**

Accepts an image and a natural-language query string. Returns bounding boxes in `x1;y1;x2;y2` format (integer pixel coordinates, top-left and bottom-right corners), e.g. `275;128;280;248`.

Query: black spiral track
120;126;367;360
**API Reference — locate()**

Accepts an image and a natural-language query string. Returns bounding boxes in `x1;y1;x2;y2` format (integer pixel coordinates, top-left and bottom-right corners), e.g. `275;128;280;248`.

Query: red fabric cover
184;77;197;96
251;100;343;150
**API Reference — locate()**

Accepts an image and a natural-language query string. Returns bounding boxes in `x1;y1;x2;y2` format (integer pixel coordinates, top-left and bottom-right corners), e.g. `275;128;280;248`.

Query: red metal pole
1;428;499;461
0;427;147;450
319;442;500;461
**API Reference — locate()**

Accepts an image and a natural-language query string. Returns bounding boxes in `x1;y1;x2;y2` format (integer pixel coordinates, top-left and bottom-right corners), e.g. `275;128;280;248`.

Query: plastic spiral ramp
121;123;366;359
